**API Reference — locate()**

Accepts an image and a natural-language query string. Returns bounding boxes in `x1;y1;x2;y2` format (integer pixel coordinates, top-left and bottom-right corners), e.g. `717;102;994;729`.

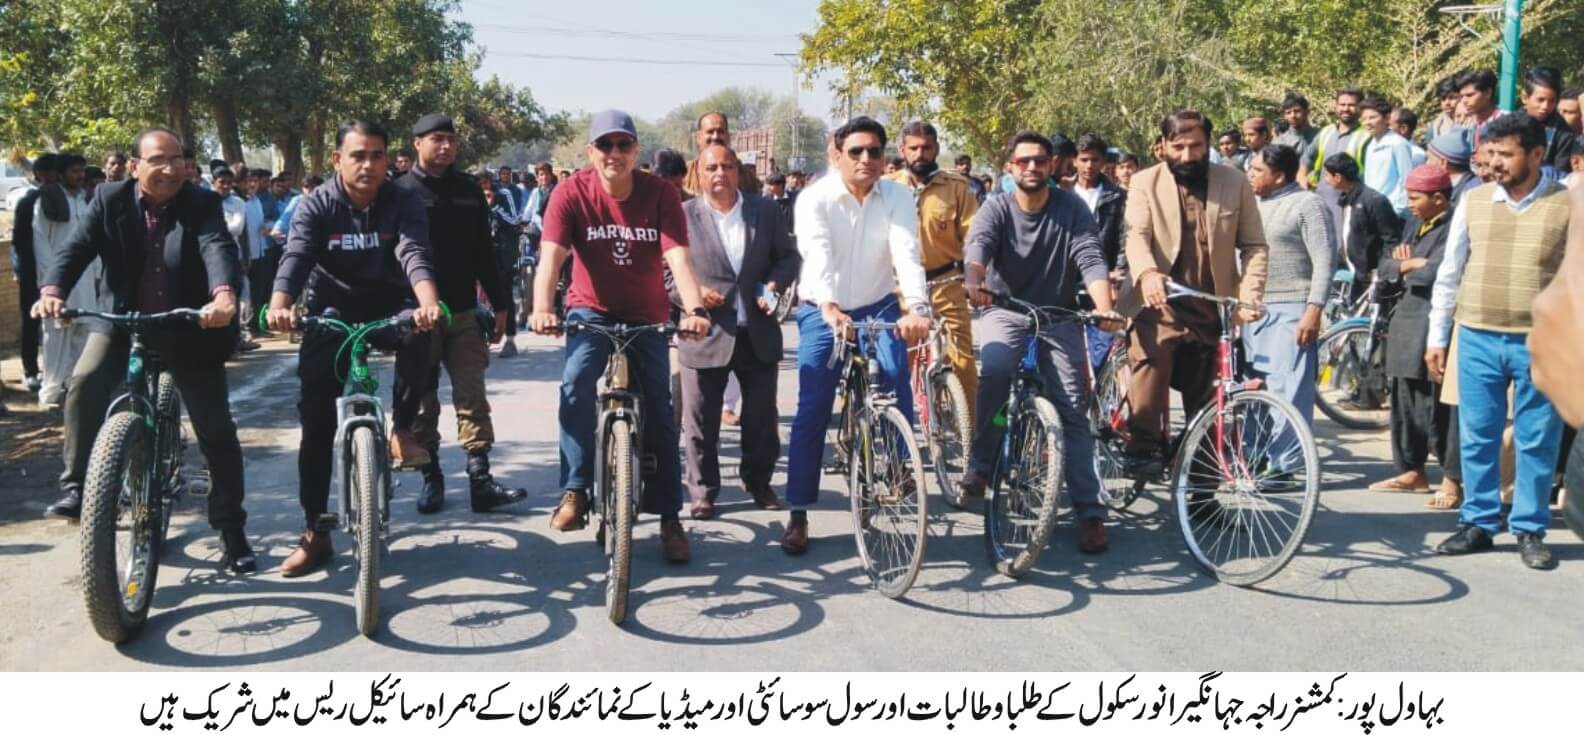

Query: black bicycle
67;308;202;643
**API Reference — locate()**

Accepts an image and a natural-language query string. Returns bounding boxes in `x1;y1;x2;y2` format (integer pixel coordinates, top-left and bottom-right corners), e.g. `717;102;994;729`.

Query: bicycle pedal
185;469;211;497
640;453;659;476
823;461;848;476
317;512;341;528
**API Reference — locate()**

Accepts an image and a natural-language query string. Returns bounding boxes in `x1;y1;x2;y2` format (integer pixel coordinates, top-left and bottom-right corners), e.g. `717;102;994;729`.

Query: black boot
45;487;83;520
417;460;446;514
220;528;257;574
468;453;526;512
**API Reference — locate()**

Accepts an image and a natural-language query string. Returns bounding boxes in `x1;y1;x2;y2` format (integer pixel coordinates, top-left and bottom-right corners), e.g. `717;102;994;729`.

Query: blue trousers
558;308;683;517
1456;325;1562;537
785;296;914;507
1242;301;1318;472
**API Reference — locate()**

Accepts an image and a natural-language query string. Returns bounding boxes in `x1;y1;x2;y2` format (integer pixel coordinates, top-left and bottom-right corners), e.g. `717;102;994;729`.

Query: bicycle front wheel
1172;390;1320;586
603;420;637;624
850;406;928;598
984;396;1063;578
154;373;185;539
926;370;973;508
80;412;162;643
1315;324;1390;430
349;426;382;637
1091;349;1139;511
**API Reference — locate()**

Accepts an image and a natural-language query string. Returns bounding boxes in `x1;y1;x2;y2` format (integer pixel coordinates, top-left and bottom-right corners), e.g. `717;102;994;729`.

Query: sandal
1426;478;1463;510
1369;472;1431;493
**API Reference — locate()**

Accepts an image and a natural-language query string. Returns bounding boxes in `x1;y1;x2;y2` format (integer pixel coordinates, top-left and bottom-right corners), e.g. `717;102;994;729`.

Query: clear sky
455;0;841;123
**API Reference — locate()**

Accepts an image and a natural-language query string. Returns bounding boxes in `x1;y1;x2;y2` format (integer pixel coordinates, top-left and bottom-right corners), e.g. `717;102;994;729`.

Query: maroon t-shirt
542;168;687;324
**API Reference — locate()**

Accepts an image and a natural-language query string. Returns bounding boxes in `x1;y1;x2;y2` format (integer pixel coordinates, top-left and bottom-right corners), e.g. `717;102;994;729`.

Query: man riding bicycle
265;119;445;577
532;110;712;564
33;126;257;573
960;130;1124;554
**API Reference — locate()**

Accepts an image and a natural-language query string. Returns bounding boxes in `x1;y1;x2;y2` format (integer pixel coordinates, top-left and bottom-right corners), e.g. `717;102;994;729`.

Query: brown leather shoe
549;490;588;531
721;409;740;427
689;498;716;520
389;430;432;470
1078;517;1109;555
958;471;988;498
280;530;333;577
745;483;787;511
781;516;809;555
660;519;691;563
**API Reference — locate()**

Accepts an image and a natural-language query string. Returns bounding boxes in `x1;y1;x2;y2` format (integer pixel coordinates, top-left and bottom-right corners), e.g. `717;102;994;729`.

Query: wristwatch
910;302;933;319
689;306;711;320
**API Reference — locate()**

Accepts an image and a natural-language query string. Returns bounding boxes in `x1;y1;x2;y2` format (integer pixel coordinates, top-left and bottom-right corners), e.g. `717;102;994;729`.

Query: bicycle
270;304;450;637
560;320;686;624
911;274;973;508
1125;281;1321;586
514;249;536;330
1087;324;1141;512
979;295;1122;578
827;318;928;598
1315;278;1394;430
1320;268;1370;328
69;308;201;643
773;280;799;323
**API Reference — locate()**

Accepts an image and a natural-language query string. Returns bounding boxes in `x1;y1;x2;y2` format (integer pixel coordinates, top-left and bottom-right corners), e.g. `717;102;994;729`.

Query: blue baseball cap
588;109;638;144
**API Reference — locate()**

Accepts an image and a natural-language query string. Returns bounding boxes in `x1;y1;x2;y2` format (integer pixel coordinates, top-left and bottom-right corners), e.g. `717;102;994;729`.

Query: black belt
926;261;963;281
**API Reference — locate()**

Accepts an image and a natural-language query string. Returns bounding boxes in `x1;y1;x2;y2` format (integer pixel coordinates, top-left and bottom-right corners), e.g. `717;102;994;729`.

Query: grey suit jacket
675;193;802;369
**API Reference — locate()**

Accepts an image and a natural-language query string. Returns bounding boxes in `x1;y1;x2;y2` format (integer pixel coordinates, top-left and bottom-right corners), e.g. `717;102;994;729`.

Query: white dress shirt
793;174;928;311
707;193;749;325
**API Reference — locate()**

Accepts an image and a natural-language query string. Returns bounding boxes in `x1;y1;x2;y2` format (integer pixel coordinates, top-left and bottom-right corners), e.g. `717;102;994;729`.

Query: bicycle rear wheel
926;370;973;509
349;426;381;637
1172;390;1320;586
1091;348;1139;511
603;420;637;624
984;396;1063;578
1315;324;1390;429
850;406;928;598
80;412;161;643
774;281;798;323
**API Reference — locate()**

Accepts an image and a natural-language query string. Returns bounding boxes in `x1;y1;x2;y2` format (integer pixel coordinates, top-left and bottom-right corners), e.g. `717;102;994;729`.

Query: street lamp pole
1498;0;1525;111
774;52;801;171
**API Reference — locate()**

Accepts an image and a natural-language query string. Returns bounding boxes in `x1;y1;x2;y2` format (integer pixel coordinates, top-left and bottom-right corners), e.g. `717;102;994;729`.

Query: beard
907;158;939;178
1169;158;1209;184
1016;176;1047;193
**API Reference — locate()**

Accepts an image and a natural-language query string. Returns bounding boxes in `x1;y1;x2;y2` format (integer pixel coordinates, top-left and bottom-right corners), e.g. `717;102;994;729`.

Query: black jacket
1543;113;1578;174
277;174;436;322
11;187;41;289
1091;178;1127;271
44;179;242;364
1381;213;1451;380
1338;183;1402;276
394;167;506;314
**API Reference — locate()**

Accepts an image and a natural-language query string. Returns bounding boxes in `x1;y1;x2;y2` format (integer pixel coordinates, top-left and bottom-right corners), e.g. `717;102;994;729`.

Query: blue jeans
1242;301;1318;472
1456;325;1562;537
558;308;683;518
785;295;914;507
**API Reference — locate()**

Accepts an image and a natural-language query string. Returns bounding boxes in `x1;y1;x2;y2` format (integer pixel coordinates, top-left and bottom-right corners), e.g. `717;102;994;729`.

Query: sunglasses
1010;154;1052;169
593;137;636;153
845;145;884;161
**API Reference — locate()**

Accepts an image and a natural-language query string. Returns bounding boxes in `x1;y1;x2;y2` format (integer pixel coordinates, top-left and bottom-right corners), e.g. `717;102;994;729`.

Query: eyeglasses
135;155;186;171
593;137;636;153
1010;155;1051;169
845;145;884;161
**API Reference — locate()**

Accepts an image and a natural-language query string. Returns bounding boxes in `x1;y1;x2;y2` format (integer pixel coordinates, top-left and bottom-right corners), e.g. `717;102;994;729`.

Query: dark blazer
45;179;243;364
1091;178;1127;271
1380;212;1450;380
1338;183;1402;277
673;192;802;369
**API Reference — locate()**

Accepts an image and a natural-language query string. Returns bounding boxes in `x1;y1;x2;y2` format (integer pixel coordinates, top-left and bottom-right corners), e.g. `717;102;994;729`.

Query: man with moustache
682;112;762;198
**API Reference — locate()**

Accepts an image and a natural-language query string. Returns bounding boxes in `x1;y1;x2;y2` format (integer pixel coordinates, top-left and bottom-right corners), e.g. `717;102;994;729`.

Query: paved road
2;324;1581;671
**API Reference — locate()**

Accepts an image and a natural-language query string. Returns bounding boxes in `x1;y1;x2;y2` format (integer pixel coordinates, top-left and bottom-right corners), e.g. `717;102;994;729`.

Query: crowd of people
9;61;1584;582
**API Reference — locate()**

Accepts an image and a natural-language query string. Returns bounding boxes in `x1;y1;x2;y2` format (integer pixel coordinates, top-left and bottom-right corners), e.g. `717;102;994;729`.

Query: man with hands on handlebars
265;119;445;578
530;110;711;565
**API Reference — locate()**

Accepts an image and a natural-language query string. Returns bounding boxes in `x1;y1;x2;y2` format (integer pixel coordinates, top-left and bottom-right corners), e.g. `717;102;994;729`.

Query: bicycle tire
349;426;381;637
984;396;1063;578
928;370;974;509
80;412;159;643
1315;324;1390;430
775;281;798;323
154;373;185;539
1172;390;1320;586
1091;349;1139;511
603;420;636;624
850;406;928;598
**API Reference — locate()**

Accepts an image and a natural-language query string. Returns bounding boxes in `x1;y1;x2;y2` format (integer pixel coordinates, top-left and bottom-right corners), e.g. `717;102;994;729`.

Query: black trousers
295;324;431;528
1390;376;1457;480
679;332;781;503
18;278;40;377
63;331;248;529
247;251;279;320
496;244;518;337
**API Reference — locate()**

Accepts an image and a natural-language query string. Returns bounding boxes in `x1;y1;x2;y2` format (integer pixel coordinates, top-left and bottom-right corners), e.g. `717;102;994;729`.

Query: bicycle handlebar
824;317;903;369
1165;281;1260;312
987;292;1125;328
59;308;204;327
562;321;708;340
927;273;965;288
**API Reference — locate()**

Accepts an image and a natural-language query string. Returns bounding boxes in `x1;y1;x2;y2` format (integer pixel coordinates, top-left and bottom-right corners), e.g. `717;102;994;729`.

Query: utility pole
774;53;801;170
1498;0;1525;111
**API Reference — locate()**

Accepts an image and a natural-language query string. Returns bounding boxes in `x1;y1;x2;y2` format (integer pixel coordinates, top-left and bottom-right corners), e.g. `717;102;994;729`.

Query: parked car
2;159;33;210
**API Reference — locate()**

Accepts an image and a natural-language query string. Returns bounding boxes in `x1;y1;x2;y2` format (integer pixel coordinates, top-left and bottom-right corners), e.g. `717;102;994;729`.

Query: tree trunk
273;131;304;177
305;117;327;177
166;97;196;155
212;98;245;164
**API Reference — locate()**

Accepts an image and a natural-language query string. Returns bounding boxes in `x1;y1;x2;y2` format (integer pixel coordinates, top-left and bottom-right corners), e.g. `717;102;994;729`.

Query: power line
486;50;785;68
473;22;798;44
